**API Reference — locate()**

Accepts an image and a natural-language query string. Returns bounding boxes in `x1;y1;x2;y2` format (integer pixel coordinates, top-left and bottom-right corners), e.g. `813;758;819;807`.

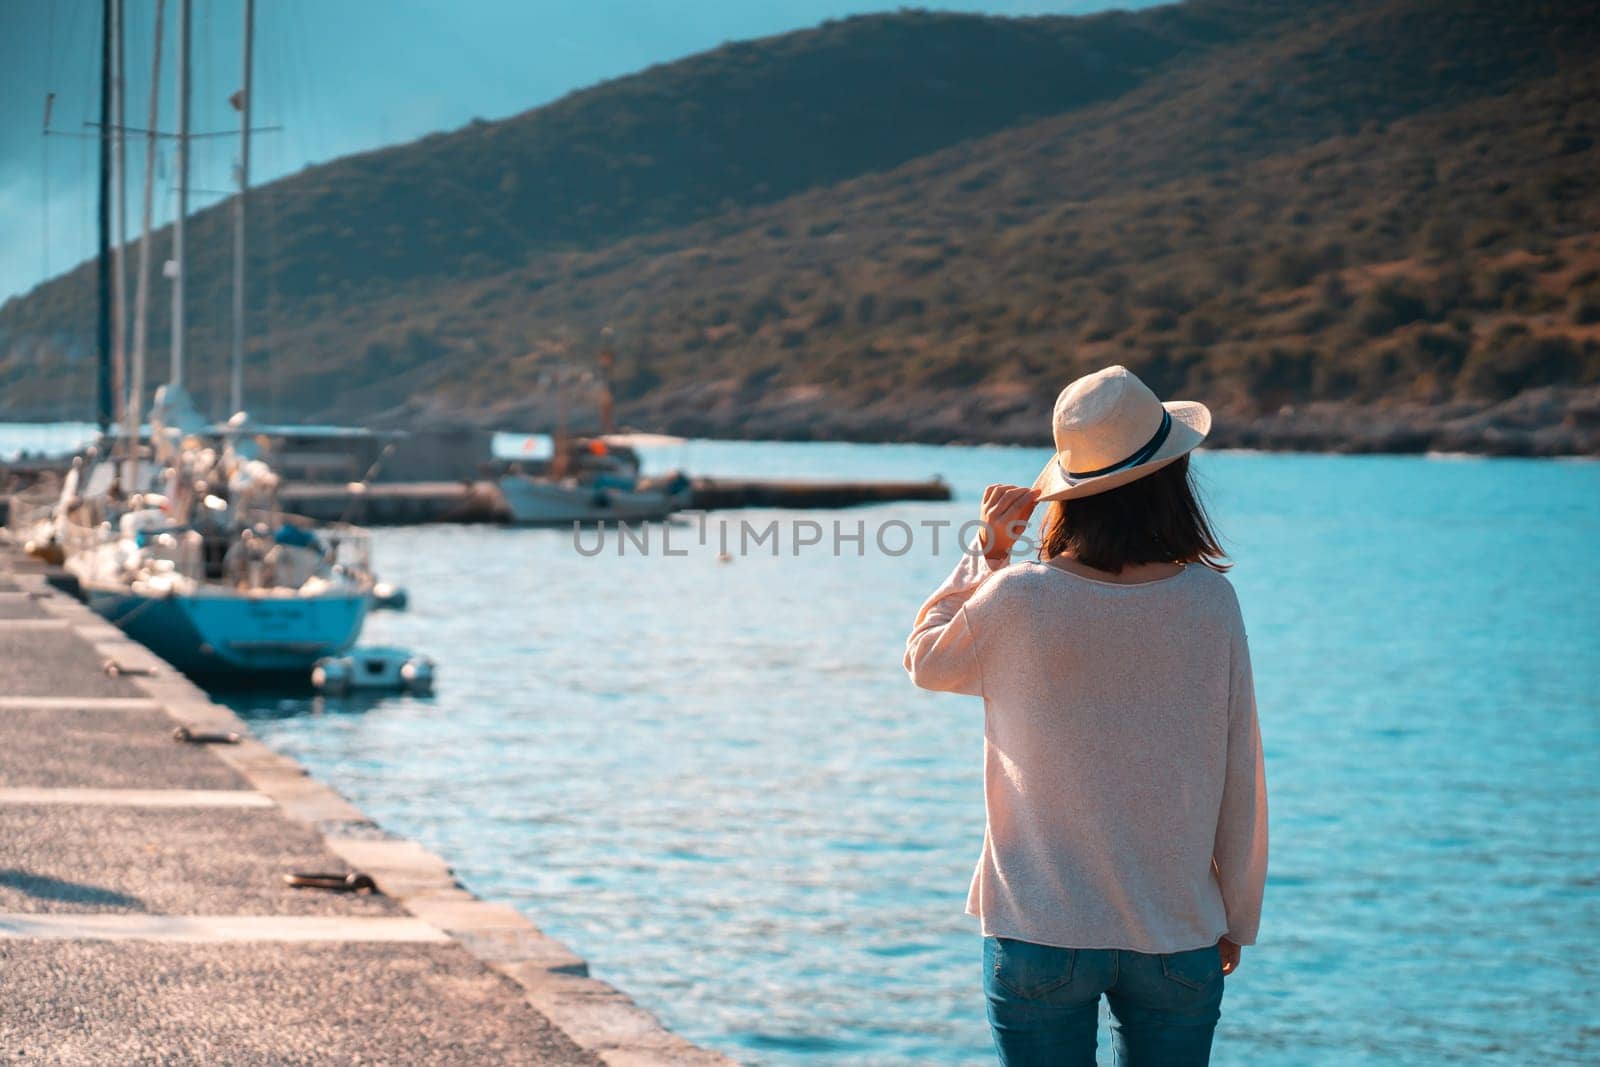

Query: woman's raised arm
903;484;1037;695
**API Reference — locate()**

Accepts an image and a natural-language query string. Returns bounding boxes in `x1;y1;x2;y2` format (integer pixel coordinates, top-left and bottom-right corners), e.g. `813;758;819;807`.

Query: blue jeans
983;936;1224;1066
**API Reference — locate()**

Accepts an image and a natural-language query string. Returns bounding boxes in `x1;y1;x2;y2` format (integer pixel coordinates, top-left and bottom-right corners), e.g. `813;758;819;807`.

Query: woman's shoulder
975;558;1060;595
962;558;1248;649
1179;564;1249;633
961;558;1055;614
1181;561;1238;598
977;557;1243;613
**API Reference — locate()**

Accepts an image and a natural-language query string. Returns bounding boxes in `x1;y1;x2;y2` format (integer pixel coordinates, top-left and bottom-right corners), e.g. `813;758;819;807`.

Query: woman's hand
1218;937;1241;976
978;484;1040;562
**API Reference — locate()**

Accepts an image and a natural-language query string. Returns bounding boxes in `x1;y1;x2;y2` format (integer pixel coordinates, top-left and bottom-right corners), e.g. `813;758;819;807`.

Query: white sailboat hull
499;476;690;525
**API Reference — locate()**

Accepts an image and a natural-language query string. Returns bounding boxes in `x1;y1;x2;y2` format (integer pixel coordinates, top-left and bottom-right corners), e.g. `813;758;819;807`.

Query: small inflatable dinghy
312;647;435;695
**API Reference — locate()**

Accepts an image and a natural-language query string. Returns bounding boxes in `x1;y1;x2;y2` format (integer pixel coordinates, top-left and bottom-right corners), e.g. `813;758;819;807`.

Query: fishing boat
494;333;693;524
498;434;691;524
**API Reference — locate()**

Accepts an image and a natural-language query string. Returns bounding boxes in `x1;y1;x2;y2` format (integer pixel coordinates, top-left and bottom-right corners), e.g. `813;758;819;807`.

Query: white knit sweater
905;550;1268;952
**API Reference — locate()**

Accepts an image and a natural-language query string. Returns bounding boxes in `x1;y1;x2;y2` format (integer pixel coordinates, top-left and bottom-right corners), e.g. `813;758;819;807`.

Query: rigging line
128;0;165;493
199;0;222;414
79;99;90;283
278;0;311;164
289;5;532;267
68;0;93;120
98;0;114;433
261;4;282;417
45;0;56;88
267;155;280;415
67;0;95;289
427;14;550;119
113;0;129;434
82;122;286;139
42;95;52;281
42;0;58;283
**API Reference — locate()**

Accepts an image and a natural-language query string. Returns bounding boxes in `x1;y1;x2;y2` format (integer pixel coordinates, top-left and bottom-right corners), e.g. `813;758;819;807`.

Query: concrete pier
0;542;732;1065
7;460;952;528
686;476;951;511
280;480;507;525
281;476;953;525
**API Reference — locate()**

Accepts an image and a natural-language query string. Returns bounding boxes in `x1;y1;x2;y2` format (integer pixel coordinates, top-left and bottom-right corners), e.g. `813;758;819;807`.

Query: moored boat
59;482;376;680
44;0;378;684
84;580;369;678
499;471;692;525
499;434;690;524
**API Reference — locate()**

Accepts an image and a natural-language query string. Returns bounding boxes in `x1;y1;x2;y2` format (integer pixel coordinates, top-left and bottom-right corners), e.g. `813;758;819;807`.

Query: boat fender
371;582;409;611
400;657;436;695
311;657;353;694
103;658;158;678
173;726;242;745
284;871;379;894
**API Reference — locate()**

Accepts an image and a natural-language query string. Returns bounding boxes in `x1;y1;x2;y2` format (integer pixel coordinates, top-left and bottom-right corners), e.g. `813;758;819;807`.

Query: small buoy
716;552;733;563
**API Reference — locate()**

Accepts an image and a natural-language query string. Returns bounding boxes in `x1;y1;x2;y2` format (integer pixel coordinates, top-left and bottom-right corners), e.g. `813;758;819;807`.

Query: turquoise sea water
11;424;1597;1063
0;421;99;461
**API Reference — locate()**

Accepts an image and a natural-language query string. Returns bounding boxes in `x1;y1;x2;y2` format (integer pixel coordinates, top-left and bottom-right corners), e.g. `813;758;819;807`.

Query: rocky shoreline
5;385;1598;461
596;383;1600;459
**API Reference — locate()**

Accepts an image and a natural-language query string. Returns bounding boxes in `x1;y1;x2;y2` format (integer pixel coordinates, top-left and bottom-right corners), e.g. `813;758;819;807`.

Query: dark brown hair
1036;454;1230;573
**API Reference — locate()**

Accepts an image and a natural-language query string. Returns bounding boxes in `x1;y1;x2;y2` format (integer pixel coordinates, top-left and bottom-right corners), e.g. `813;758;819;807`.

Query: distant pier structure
4;425;952;528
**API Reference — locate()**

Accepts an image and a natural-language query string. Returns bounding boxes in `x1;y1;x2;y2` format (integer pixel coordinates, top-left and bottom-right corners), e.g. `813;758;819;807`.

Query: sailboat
57;0;373;681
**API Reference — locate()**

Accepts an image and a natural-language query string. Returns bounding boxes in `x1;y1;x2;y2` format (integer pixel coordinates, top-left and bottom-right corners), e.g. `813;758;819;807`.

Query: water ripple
228;444;1600;1066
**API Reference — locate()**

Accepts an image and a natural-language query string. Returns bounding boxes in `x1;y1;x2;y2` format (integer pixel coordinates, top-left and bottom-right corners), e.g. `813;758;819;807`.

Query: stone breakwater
0;539;733;1066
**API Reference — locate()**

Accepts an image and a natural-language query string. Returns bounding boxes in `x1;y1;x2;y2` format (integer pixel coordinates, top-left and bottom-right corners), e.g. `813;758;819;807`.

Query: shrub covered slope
3;0;1597;452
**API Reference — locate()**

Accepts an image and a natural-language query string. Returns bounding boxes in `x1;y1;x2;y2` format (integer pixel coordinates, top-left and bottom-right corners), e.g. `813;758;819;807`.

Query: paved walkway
0;543;730;1066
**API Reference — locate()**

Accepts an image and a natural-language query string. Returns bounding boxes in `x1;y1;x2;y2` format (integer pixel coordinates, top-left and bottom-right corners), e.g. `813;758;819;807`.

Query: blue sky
0;0;1156;306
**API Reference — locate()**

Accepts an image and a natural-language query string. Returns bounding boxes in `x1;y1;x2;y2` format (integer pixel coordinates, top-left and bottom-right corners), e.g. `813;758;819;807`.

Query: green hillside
4;0;1598;453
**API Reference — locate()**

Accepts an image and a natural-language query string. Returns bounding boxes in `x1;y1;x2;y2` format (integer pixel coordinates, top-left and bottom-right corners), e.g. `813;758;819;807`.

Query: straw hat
1031;365;1211;502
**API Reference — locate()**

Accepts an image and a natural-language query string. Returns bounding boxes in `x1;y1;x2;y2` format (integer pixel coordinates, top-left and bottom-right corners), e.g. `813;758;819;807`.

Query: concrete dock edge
3;543;734;1067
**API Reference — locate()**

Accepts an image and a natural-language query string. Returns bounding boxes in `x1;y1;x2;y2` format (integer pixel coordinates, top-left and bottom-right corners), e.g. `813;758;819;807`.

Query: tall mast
126;0;164;486
170;0;191;388
112;0;128;446
95;0;113;433
229;0;254;416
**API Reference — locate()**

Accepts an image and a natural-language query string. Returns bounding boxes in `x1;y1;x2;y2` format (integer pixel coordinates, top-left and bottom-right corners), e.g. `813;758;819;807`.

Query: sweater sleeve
903;548;1005;697
1214;626;1269;945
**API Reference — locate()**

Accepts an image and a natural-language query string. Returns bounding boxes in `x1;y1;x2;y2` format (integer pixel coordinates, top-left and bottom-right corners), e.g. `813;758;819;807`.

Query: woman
905;365;1268;1066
